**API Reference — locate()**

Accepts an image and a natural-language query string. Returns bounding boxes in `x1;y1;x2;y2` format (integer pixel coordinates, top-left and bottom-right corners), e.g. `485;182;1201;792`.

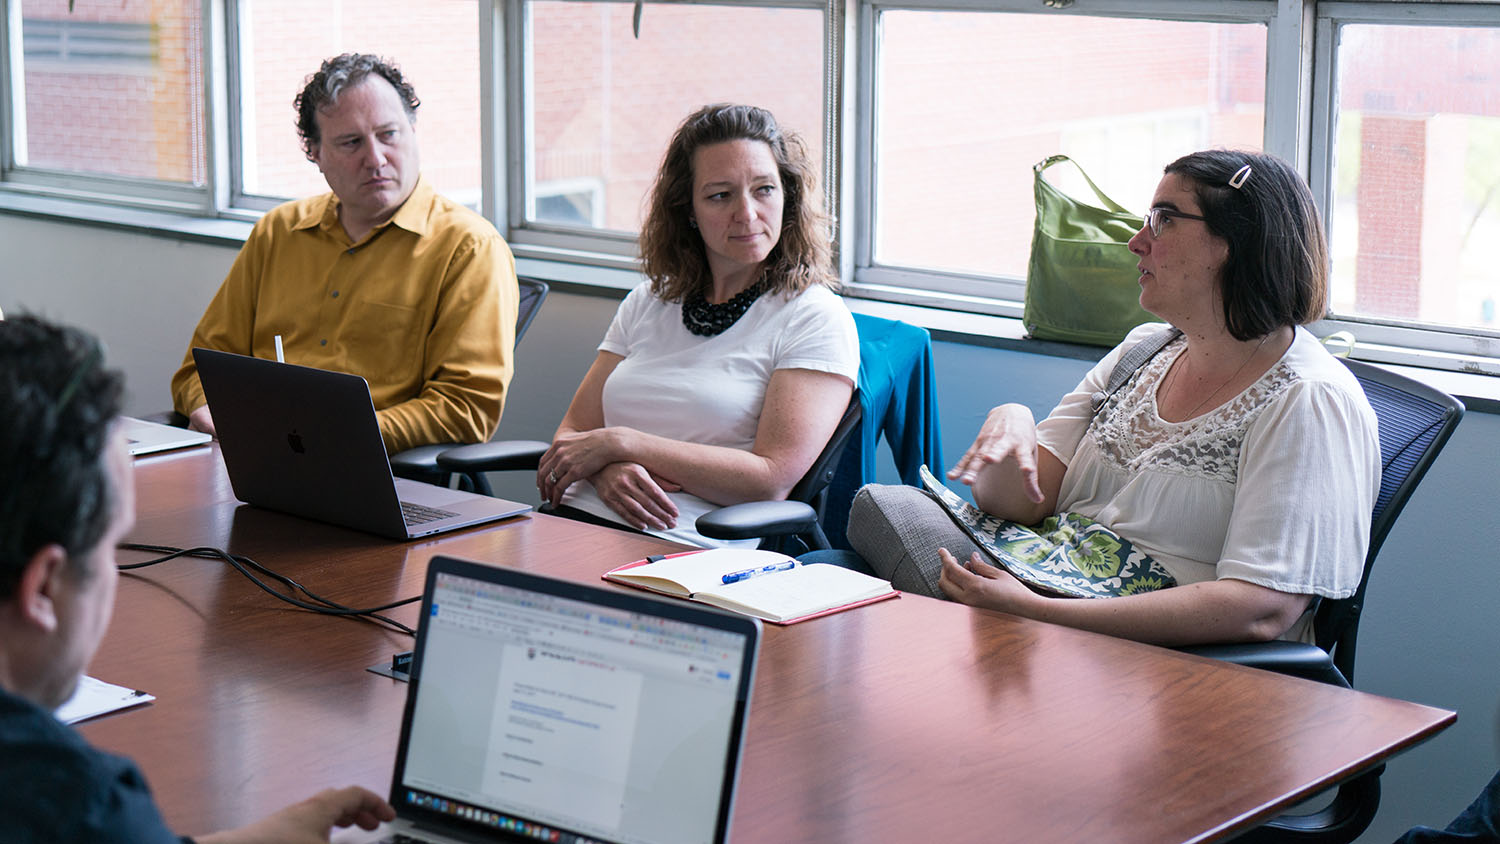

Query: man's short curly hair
638;104;837;302
0;315;124;599
294;53;420;161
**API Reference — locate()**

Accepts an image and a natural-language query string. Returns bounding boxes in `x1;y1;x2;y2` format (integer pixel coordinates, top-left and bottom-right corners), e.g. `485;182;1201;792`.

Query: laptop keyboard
401;501;461;526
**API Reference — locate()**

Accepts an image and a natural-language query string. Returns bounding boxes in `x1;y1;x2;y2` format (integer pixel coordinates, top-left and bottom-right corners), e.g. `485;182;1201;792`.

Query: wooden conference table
82;445;1455;843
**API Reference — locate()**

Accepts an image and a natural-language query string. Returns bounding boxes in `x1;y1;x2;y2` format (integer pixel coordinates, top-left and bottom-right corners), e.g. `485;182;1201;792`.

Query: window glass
875;11;1266;281
1328;23;1500;333
527;1;824;233
15;0;205;184
238;0;480;205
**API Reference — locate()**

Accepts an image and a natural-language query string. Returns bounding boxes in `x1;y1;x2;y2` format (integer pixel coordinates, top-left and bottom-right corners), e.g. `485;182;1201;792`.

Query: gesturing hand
946;404;1044;504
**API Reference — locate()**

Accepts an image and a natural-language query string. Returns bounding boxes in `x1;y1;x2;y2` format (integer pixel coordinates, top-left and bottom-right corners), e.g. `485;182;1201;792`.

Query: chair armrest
436;440;551;473
696;500;819;541
139;410;189;427
388;444;453;478
1178;641;1350;688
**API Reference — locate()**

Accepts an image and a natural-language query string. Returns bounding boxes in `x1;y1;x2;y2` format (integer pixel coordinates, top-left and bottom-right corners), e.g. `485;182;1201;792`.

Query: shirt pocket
346;299;424;384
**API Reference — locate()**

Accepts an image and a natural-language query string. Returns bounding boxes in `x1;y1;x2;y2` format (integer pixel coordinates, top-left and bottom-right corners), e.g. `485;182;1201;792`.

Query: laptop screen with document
380;557;759;844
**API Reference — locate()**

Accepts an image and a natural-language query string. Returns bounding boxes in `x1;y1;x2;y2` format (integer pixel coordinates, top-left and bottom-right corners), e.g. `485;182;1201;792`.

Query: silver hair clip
1229;164;1252;189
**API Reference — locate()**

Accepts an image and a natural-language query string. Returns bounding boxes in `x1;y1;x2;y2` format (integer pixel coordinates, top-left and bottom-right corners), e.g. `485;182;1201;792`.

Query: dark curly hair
294;53;420;161
638;104;837;302
1164;150;1329;340
0;315;124;599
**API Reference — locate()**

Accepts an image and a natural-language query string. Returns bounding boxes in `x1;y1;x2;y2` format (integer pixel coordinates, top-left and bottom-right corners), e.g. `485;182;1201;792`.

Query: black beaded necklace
681;279;769;337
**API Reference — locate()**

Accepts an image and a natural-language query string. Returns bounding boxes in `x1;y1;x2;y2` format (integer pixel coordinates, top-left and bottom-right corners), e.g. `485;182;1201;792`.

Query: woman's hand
537;427;631;506
590;462;681;531
947;404;1044;503
937;548;1038;614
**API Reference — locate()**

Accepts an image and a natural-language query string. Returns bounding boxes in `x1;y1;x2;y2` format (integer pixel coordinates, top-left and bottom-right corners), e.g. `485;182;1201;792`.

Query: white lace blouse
1035;323;1380;640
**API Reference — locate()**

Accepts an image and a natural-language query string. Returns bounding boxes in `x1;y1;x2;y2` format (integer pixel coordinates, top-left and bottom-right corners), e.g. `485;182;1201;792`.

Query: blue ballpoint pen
721;560;797;584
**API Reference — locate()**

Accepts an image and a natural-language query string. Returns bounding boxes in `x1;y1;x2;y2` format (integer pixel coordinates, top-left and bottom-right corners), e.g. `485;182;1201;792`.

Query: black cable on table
118;542;419;636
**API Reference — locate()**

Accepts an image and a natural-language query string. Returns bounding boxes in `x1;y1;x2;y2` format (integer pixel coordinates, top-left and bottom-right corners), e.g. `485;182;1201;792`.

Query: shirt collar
289;175;433;239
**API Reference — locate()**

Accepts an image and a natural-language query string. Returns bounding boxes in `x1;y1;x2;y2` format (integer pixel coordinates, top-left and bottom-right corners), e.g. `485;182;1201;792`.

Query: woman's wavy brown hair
639;104;837;301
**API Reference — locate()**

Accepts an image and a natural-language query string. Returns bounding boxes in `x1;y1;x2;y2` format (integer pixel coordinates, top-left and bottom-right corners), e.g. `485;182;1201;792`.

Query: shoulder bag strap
1035;154;1134;215
1089;327;1182;414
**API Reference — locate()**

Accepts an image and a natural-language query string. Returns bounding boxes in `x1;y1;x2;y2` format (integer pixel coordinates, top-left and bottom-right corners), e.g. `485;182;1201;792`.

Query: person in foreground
848;149;1380;646
536;103;858;547
170;52;517;454
0;315;394;843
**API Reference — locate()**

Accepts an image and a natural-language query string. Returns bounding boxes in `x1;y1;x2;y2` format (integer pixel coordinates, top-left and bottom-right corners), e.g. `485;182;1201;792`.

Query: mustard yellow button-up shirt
171;178;517;453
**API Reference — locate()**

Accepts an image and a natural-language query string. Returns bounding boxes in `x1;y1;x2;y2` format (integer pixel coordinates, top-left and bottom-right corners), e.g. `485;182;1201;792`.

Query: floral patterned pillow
919;466;1176;599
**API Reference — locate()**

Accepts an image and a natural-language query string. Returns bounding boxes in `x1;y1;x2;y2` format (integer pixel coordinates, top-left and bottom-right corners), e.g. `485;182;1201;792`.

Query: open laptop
335;556;761;844
193;348;530;539
121;416;213;456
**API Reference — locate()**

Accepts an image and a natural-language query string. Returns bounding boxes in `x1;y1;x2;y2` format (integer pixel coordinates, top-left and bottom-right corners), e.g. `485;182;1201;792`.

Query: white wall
2;216;235;415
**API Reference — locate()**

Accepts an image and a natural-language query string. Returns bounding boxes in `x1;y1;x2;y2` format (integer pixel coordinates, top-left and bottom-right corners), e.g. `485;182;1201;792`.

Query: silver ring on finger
548;471;559;484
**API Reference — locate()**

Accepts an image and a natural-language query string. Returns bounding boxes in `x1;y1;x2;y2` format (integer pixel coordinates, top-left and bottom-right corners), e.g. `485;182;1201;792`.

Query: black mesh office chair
387;276;550;493
434;392;863;553
1181;356;1464;844
695;392;862;554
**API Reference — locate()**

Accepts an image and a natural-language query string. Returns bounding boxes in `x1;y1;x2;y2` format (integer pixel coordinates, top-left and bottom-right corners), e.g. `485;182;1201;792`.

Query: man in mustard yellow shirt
171;53;517;454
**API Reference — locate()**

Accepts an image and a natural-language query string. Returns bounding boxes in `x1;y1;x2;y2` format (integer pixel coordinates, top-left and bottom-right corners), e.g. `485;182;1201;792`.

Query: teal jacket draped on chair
824;313;943;549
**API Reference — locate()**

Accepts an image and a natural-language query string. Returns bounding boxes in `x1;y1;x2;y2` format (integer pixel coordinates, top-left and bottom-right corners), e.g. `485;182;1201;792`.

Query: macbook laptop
121;416;212;456
335;555;761;844
192;348;530;539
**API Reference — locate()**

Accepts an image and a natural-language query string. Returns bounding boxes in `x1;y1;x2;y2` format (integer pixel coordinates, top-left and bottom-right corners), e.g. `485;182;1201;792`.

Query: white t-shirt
562;282;860;547
1035;323;1381;642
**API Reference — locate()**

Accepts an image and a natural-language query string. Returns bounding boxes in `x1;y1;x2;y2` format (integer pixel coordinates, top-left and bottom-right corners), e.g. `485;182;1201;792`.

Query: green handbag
1024;154;1156;347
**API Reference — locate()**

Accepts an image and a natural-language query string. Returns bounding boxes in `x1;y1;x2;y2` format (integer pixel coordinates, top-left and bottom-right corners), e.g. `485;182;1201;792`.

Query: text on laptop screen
401;571;751;844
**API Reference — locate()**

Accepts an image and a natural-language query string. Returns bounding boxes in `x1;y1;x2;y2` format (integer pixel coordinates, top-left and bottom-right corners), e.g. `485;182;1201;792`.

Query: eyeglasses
1143;206;1208;238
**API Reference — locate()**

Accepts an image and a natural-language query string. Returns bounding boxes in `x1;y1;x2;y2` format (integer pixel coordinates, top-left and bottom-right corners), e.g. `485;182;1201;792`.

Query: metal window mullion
481;0;508;229
207;0;234;215
1307;4;1339;240
824;0;851;279
507;0;530;239
3;0;27;171
1263;0;1314;169
852;0;877;283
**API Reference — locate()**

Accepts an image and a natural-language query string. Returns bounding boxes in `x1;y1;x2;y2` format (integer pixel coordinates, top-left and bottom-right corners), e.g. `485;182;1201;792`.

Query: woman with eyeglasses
846;149;1380;646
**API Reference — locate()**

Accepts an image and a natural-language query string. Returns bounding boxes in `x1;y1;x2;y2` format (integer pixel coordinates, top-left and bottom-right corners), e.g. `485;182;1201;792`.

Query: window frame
0;0;1497;372
1308;0;1500;358
499;0;847;271
847;0;1288;312
0;0;219;215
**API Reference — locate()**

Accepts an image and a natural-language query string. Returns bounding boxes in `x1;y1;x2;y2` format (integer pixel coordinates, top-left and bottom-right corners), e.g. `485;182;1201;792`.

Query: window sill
0;188;254;246
519;257;1500;415
7;194;1498;416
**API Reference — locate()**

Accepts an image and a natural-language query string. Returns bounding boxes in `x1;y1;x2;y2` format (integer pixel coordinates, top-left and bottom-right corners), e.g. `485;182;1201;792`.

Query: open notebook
605;548;898;624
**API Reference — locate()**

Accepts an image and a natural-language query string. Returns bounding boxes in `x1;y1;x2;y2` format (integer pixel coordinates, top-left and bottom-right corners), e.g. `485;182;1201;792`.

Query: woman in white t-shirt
536;104;858;547
848;150;1380;646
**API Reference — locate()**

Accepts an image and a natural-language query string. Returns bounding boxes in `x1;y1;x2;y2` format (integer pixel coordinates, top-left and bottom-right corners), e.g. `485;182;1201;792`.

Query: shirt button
320;339;328;346
331;290;339;298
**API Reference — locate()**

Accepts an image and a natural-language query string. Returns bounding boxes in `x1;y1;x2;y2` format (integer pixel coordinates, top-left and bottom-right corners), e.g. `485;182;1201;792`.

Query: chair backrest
786;390;863;511
515;277;549;344
387;276;550;486
1314;358;1464;682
